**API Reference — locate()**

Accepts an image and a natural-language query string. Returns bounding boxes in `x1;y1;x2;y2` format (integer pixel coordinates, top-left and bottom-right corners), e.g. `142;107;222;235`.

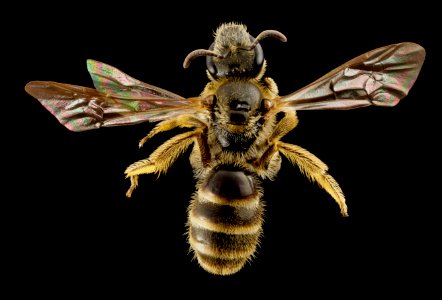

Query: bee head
183;23;286;79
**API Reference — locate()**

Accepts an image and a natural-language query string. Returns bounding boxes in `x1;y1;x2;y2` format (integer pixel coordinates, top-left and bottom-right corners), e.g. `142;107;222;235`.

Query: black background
7;2;440;298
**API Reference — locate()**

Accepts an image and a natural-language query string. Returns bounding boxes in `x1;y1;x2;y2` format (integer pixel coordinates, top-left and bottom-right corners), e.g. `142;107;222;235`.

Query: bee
25;22;425;276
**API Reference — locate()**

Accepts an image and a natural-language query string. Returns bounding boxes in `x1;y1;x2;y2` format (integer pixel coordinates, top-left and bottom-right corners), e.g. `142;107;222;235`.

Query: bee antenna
183;49;224;69
248;30;287;50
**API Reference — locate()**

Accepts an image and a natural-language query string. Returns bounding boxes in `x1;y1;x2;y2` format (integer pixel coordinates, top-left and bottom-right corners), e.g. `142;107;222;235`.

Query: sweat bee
25;22;425;276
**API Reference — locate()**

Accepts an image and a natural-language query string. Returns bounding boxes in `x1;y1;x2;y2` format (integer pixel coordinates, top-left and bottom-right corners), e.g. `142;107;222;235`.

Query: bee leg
126;175;139;198
253;111;299;171
139;115;207;148
277;142;348;217
194;128;211;167
124;157;154;197
268;111;299;142
124;129;202;196
255;111;347;216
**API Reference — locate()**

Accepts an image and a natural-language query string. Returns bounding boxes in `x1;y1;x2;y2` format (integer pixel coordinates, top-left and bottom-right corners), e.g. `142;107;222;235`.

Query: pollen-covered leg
138;115;207;148
124;129;203;196
254;111;347;216
125;158;155;197
277;142;348;216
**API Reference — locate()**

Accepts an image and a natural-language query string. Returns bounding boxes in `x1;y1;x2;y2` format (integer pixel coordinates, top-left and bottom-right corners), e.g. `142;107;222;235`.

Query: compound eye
206;42;217;77
248;34;264;68
254;42;264;67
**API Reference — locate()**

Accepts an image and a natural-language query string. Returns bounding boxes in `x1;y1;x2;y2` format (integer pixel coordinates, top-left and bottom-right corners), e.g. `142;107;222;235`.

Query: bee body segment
188;168;264;275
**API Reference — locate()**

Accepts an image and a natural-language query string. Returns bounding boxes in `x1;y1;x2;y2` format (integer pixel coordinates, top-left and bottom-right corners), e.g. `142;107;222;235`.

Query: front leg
139;115;207;148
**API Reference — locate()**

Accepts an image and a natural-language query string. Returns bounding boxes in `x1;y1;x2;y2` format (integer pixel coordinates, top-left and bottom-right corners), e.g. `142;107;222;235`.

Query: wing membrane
26;59;206;132
278;42;425;110
87;59;184;100
25;81;203;132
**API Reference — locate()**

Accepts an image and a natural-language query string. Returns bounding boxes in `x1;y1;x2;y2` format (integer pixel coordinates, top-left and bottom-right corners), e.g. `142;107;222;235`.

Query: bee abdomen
188;169;263;275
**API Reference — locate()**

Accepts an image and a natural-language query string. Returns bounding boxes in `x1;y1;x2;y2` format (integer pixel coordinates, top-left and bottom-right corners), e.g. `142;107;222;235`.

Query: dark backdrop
7;3;439;298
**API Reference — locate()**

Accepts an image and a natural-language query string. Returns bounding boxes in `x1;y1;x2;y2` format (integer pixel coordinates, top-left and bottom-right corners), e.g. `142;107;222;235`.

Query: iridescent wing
25;60;206;132
277;42;425;111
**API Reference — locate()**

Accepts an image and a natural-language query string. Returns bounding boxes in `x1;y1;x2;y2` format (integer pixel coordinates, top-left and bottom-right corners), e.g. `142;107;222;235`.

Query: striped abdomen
187;169;264;275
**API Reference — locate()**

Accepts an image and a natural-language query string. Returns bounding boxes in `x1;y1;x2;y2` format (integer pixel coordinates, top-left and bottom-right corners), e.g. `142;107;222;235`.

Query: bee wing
26;60;205;132
277;42;425;110
86;59;185;100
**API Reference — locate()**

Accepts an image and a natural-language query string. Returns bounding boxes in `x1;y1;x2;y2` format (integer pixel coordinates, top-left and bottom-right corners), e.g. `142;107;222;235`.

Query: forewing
87;59;185;100
278;42;425;110
25;81;204;132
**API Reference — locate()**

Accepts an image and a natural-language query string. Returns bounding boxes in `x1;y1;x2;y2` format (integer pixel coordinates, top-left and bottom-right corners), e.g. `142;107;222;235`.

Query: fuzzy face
211;22;258;78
